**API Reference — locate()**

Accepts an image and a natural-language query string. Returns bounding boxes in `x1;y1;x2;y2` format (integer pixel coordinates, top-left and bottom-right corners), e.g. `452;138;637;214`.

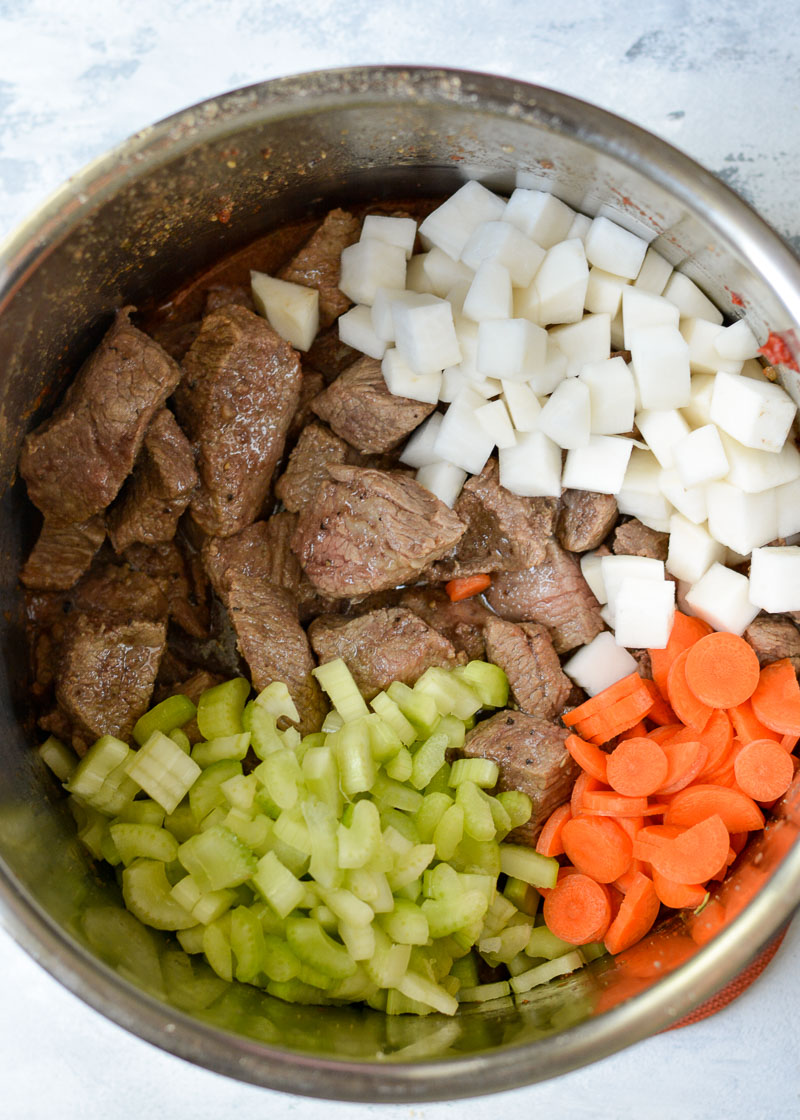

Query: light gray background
2;2;800;1117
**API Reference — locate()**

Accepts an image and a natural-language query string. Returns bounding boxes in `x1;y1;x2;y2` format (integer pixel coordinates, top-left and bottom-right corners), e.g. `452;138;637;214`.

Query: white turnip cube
419;181;506;260
562;435;633;495
566;212;592;243
370;288;418;342
748;546;800;612
460;221;545;287
498;430;562;497
585;268;631;316
581;356;636;435
476;319;547;381
600;554;665;625
741;358;771;382
432;387;496;475
666;513;726;583
584;215;648;280
502;189;574;248
710;370;797;453
629;324;691;410
776;476;800;538
613;577;676;649
720;432;800;493
658;468;708;525
381;349;442;404
549;313;611;378
339;240;407;306
539;378;591;449
635;408;690;469
475;398;516;449
617;449;673;531
405;253;436;294
526;239;589;326
415;461;468;508
680;317;743;375
685;563;759;634
610;311;626;351
562;632;638;697
250;271;319;352
681;372;716;428
622;287;680;349
662;273;723;324
444;281;472;318
394;298;461;374
462;260;513;323
400;412;444;468
580;552;608;603
422;247;473;297
715;319;760;361
501;380;542;432
634;247;672;294
337;304;387;359
705;482;779;555
450;315;480;374
673;424;729;488
525;339;568;396
361;214;417;259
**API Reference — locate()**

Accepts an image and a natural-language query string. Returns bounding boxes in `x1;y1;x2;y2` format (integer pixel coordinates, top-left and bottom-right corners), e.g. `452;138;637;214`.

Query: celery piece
273;806;312;857
161;948;228;1012
322;886;374;928
261;934;300;982
178;825;257;892
382;824;413;860
580;941;608;964
449;952;480;989
334;718;376;798
394;877;422;903
82;906;162;993
312;658;369;722
196;677;251;741
458;979;511;1003
230;905;267;983
415;791;453;843
384;746;413;783
302;746;342;815
449;756;500;789
365;926;412;989
198;806;227;832
414;666;482;721
176;925;206;955
459;660;509;709
499;844;559;889
366;714;403;764
310;903;339;934
423;861;461;900
410;731;449;791
425;762;453;796
169;729;192;755
38;735;77;782
222;808;271;855
99;824;122;867
220;773;257;812
386;843;436;892
202;917;233;981
421;890;489;939
379;899;429;945
302;795;341;890
133;694;197;747
487;794;512;838
456;780;496;842
347;868;394;914
458;872;496;907
252;850;305;918
109;822;179;866
285;916;356;980
116;799;165;828
451;834;501;877
339;919;376;962
164;801;197;843
496;790;533;830
526;925;578;961
328;964;379;1003
267;978;339;1004
126;731;202;815
372;772;424;814
242;701;284;759
370;691;417;746
481;890;519;937
254;680;300;725
387;680;439;738
66;734;138;816
397;970;458;1016
380;808;420;845
337;798;381;869
480;919;533;963
122;859;196;930
321;709;344;734
194;887;237;927
509;951;583;995
434;714;466;751
385;988;435;1017
503;876;540;918
433;802;464;861
191;733;251;769
254;748;303;811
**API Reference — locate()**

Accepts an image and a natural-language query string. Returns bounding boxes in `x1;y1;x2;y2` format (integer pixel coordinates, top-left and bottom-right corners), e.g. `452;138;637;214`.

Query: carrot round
581;791;650;817
574;684;655;745
666;649;713;732
751;659;800;735
542;873;612;945
733;739;795;802
651;869;708;910
565;734;609;783
685;709;733;774
535;803;572;858
649;611;713;695
656;739;708;796
640;679;677;726
562;672;642;727
606;737;669;797
445;573;491;602
561;815;633;883
617;719;650;742
728;700;782;746
647;724;682;746
683;632;760;709
603;872;661;955
570;771;605;817
664;783;764;832
647;814;730;884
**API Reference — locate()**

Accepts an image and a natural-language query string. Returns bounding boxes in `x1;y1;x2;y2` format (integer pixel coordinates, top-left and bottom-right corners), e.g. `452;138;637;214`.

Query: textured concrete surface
2;2;800;1117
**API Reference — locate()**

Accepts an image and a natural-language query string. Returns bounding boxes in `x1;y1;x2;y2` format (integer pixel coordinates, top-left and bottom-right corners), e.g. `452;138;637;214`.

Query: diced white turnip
460;221;545;287
523;239;589;326
579;356;635;435
658;467;708;525
399;412;444;468
673;424;729;488
680;317;743;376
584;215;648;280
476;319;548;381
621;287;680;349
549;313;611;378
662;273;724;324
339;240;407;306
361;215;417;259
666;514;726;584
526;340;568;395
432;386;496;475
422;247;474;297
628;324;691;410
680;372;716;428
462;260;513;323
616;448;674;531
776;476;800;537
501;379;543;431
393;298;461;374
370;288;421;342
561;435;634;495
710;370;796;453
502;189;574;248
720;432;800;493
566;212;592;243
538;378;591;449
634;247;673;295
381;349;442;404
600;554;665;626
635;408;691;469
562;631;638;696
741;358;771;382
613;576;675;649
748;546;800;613
610;311;626;351
714;319;760;361
405;253;436;294
498;430;562;497
584;267;631;317
684;562;759;635
705;482;778;555
444;280;471;317
580;551;608;603
336;304;387;359
475;398;516;449
419;180;506;260
250;271;320;351
415;461;468;508
450;315;480;374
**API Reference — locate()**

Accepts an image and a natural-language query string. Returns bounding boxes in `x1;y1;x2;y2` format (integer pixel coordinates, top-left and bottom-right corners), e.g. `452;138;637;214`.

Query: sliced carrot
576;686;655;744
702;752;739;789
688;709;734;774
664;783;764;832
570;771;604;817
781;732;799;752
561;672;643;727
565;734;609;783
535;803;572;858
651;869;708;909
640;802;670;816
618;719;650;742
666;648;713;732
542;873;612;945
632;823;683;861
616;816;645;841
606;737;669;797
603;872;661;955
582;791;650;817
688;897;727;946
444;574;491;602
683;632;760;709
613;860;648;893
561;815;633;884
751;659;800;735
647;814;730;884
649;611;713;695
728;699;782;746
733;739;795;802
656;739;708;796
641;679;677;726
647;723;683;745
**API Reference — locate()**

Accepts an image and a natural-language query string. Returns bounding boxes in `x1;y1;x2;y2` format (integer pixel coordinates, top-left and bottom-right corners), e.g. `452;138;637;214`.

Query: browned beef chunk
278;208;361;328
745;616;800;668
305;326;360;384
399;586;491;661
19;309;182;525
427;459;558;580
56;614;167;752
106;409;198;553
68;562;169;623
288;369;326;443
485;540;604;653
557;489;618;553
461;710;579;844
149;320;201;362
124;541;210;639
292;464;466;598
202;283;254;315
20;516;106;591
308;607;460;700
612;518;669;561
275;423;359;515
630;648;653;680
311;355;435;454
483;617;571;720
175;305;302;537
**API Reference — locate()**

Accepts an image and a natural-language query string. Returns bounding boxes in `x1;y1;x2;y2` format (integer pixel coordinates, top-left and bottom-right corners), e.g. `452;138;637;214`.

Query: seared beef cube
400;586;491;661
107;409;198;553
68;562;169;623
278;208;361;328
305;326;360;383
428;459;558;580
150;320;201;362
20;309;182;524
175;305;301;537
461;710;579;843
483;617;571;720
288;368;326;443
745;616;800;668
275;423;359;514
630;648;653;679
202;283;254;315
20;516;106;591
612;518;669;561
308;607;460;700
486;540;604;653
557;489;618;552
56;614;167;751
292;464;466;598
124;541;209;640
311;356;436;454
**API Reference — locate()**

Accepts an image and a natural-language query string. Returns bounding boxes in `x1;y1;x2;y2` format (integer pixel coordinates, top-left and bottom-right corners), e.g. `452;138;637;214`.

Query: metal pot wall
1;66;800;1102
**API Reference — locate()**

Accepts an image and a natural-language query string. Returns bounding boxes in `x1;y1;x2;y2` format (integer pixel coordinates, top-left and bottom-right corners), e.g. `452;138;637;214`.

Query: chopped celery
196;677;251;740
370;691;417;746
458;660;509;708
380;807;420;845
321;709;345;734
396;970;458;1016
367;714;404;763
451;834;501;877
339;919;376;962
496;790;533;830
109;822;178;865
126;731;202;814
386;843;436;892
169;728;192;755
509;951;583;995
456;781;496;842
414;666;482;721
450;952;480;989
337;798;381;869
66;734;138;815
273;806;312;856
526;926;578;961
415;792;453;843
487;794;512;838
434;713;467;750
252;850;305;918
178;826;256;891
285;916;356;980
321;886;373;928
379;899;429;945
387;681;439;738
122;860;196;930
164;801;198;843
222;807;271;854
203;917;233;981
334;719;376;797
302;796;341;890
38;735;77;782
384;745;413;782
365;926;412;988
254;680;300;725
347;868;394;914
421;889;489;938
503;876;540;918
449;757;500;789
458;979;511;1003
116;799;165;828
433;802;464;861
302;746;342;815
580;941;608;964
253;748;303;810
242;700;284;758
176;925;206;955
479;920;533;963
133;694;197;746
499;844;559;889
191;733;251;768
261;934;301;982
312;658;369;722
410;731;449;791
481;891;519;936
230;905;267;983
219;773;257;812
372;772;424;814
424;762;453;796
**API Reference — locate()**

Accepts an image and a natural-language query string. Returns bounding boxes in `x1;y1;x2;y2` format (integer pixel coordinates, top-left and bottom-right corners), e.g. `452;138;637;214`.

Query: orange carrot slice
664;783;764;832
581;791;650;817
651;869;708;909
606;737;669;797
565;734;609;783
647;814;730;884
751;659;800;735
733;739;795;802
561;815;633;884
649;611;713;695
562;672;643;727
641;678;677;726
683;632;760;709
570;771;605;817
666;648;713;732
729;699;782;746
656;739;708;796
535;803;572;858
542;873;612;945
603;872;661;955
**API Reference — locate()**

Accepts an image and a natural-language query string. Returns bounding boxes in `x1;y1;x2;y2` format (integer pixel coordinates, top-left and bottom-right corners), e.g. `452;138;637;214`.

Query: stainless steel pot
1;66;800;1103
